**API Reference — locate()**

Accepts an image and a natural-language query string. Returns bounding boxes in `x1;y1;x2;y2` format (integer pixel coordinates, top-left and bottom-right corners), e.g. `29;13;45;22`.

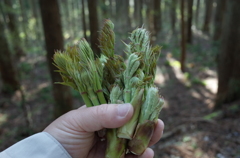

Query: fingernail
117;103;131;118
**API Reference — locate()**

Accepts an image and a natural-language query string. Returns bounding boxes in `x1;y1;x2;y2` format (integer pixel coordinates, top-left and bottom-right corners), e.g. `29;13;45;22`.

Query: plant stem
87;87;100;106
128;120;156;155
124;89;131;103
117;88;144;139
105;128;126;158
96;89;107;104
80;92;93;107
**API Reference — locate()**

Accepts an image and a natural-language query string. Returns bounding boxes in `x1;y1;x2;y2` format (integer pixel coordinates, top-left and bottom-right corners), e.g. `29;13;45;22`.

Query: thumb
64;103;133;132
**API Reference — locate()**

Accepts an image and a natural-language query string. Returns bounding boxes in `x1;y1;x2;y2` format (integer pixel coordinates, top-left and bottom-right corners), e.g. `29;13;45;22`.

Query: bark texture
39;0;73;118
0;20;20;94
187;0;193;43
134;0;143;27
180;0;186;72
88;0;100;56
153;0;161;34
213;0;227;41
116;0;130;32
170;0;177;31
195;0;200;28
216;0;240;109
202;0;213;33
3;0;25;60
81;0;87;39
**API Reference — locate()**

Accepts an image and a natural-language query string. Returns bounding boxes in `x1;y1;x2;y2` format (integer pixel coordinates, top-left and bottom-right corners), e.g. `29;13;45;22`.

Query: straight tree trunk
134;0;143;27
195;0;200;28
60;0;72;37
81;0;87;39
39;0;73;118
187;0;193;43
109;0;113;17
146;0;154;34
134;0;138;20
100;0;108;19
180;0;186;72
170;0;177;32
0;20;20;94
88;0;100;56
153;0;161;34
216;0;240;109
202;0;213;33
116;0;130;32
71;0;77;36
30;0;41;40
213;0;227;41
19;0;29;44
3;0;25;60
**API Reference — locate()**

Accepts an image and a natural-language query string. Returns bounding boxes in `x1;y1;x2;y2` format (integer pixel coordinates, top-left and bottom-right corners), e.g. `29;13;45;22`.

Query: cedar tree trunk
180;0;186;72
216;0;240;109
39;0;73;118
0;20;20;94
153;0;161;34
88;0;100;56
202;0;213;33
186;0;193;43
213;0;227;41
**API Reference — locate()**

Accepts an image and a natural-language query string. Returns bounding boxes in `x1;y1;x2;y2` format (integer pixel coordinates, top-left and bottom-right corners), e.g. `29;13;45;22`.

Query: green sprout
53;19;164;158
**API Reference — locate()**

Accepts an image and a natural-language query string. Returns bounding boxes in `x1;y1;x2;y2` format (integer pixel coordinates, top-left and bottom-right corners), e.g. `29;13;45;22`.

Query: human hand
44;103;164;158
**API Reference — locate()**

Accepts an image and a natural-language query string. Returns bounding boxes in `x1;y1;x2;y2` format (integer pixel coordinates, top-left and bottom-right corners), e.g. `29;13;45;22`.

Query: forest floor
0;30;240;158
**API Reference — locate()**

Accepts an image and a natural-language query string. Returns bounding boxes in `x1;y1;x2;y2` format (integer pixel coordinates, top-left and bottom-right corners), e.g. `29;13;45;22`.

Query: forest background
0;0;240;157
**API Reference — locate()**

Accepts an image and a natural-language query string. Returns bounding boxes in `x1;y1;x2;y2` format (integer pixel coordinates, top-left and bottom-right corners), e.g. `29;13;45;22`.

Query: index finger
148;119;164;147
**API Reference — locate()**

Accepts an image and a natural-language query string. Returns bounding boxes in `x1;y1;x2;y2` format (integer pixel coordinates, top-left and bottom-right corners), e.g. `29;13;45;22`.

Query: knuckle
95;104;109;119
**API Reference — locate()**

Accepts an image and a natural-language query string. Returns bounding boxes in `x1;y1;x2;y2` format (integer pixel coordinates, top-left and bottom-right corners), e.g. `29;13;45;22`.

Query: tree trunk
153;0;161;34
109;0;113;17
134;0;143;27
3;0;25;61
116;0;130;32
88;0;100;56
216;0;240;109
0;20;20;94
180;0;186;72
19;0;29;44
187;0;193;43
202;0;213;33
213;0;227;41
71;0;77;36
39;0;73;118
81;0;87;39
60;0;73;37
100;0;108;19
146;0;154;35
170;0;177;32
30;0;41;40
195;0;200;28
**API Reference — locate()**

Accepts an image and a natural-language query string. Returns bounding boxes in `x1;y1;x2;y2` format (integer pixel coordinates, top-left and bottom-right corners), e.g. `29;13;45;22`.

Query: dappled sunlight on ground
204;78;217;94
150;43;240;157
190;89;202;100
0;113;7;126
192;25;210;41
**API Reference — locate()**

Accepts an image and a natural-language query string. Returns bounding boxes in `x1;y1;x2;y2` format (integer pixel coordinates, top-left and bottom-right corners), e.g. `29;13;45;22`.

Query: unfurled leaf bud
99;19;115;57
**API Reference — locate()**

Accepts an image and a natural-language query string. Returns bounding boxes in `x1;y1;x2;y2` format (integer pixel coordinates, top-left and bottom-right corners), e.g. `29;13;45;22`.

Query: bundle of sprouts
53;19;164;158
